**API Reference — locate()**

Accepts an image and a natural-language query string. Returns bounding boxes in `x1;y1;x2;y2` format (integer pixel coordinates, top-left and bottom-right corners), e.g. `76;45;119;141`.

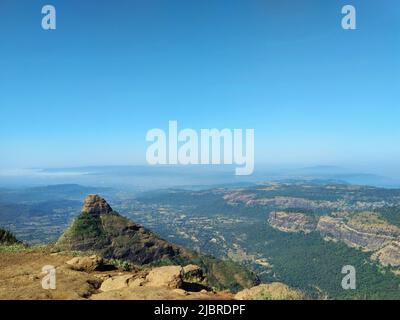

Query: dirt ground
0;252;233;300
0;252;102;299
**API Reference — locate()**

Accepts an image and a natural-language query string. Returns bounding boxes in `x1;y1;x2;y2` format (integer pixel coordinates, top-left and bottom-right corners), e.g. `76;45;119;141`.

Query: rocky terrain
268;212;318;234
4;182;400;299
57;195;182;265
0;195;302;300
0;194;304;300
0;249;302;300
55;195;258;291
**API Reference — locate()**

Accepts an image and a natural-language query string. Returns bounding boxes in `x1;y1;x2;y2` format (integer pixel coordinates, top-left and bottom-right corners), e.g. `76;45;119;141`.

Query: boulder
145;266;183;289
66;255;103;272
128;277;146;288
82;194;113;216
100;274;134;292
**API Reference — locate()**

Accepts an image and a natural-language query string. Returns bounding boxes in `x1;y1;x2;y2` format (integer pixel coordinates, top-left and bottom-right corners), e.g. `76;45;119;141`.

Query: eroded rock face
267;211;400;268
66;255;103;272
316;216;395;252
268;212;318;234
224;193;341;210
234;283;304;300
82;194;113;216
145;266;184;289
373;243;400;267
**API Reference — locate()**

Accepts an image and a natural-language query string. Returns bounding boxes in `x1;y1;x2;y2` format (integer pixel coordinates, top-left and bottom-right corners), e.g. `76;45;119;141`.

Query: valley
2;182;400;299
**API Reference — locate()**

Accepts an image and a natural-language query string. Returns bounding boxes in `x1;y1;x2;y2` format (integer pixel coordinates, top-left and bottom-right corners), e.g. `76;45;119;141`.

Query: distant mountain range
2;165;400;189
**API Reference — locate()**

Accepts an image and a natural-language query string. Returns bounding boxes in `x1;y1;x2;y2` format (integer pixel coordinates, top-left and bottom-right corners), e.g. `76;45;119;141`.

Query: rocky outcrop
56;195;258;292
267;211;400;268
100;274;137;291
66;255;103;272
81;194;113;216
56;195;182;265
145;266;184;289
373;243;400;267
316;216;396;252
268;212;318;234
224;193;342;210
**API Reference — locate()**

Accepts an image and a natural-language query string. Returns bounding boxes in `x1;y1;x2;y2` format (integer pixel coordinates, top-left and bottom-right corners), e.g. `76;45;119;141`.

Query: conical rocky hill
56;195;258;291
57;195;181;265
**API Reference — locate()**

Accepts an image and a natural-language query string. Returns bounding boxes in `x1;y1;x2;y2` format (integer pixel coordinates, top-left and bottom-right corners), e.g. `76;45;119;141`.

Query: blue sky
0;0;399;171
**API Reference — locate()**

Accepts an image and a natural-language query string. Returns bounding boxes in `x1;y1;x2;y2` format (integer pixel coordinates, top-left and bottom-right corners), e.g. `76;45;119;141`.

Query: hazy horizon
2;163;400;189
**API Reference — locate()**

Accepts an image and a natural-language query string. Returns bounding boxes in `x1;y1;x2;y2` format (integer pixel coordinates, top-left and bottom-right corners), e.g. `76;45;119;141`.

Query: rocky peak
81;194;113;216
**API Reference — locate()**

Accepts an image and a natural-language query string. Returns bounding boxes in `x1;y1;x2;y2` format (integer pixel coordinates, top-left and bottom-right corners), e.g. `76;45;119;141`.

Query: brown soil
0;252;233;300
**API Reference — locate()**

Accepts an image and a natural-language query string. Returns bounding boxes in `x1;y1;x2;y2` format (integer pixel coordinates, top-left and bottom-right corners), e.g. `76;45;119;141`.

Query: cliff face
268;212;317;234
373;243;400;267
316;216;395;252
268;211;400;268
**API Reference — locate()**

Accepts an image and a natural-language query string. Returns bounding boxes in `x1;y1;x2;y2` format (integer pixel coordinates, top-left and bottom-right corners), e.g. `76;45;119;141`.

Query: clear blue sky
0;0;399;170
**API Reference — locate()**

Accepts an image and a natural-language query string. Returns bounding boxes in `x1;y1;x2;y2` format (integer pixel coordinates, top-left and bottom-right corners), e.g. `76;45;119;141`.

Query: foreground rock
0;250;302;300
91;286;231;300
145;265;184;289
66;255;103;272
100;274;135;292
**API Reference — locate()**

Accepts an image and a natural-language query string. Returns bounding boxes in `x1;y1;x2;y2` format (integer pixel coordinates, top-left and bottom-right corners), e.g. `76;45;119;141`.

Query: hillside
0;195;303;300
131;183;400;299
56;194;258;292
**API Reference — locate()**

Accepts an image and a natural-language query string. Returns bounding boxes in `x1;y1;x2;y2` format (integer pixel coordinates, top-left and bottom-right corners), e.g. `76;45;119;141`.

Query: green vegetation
0;228;20;245
5;182;400;299
0;243;26;253
375;206;400;228
109;259;132;271
136;183;400;299
234;222;400;299
149;251;258;292
70;213;103;238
